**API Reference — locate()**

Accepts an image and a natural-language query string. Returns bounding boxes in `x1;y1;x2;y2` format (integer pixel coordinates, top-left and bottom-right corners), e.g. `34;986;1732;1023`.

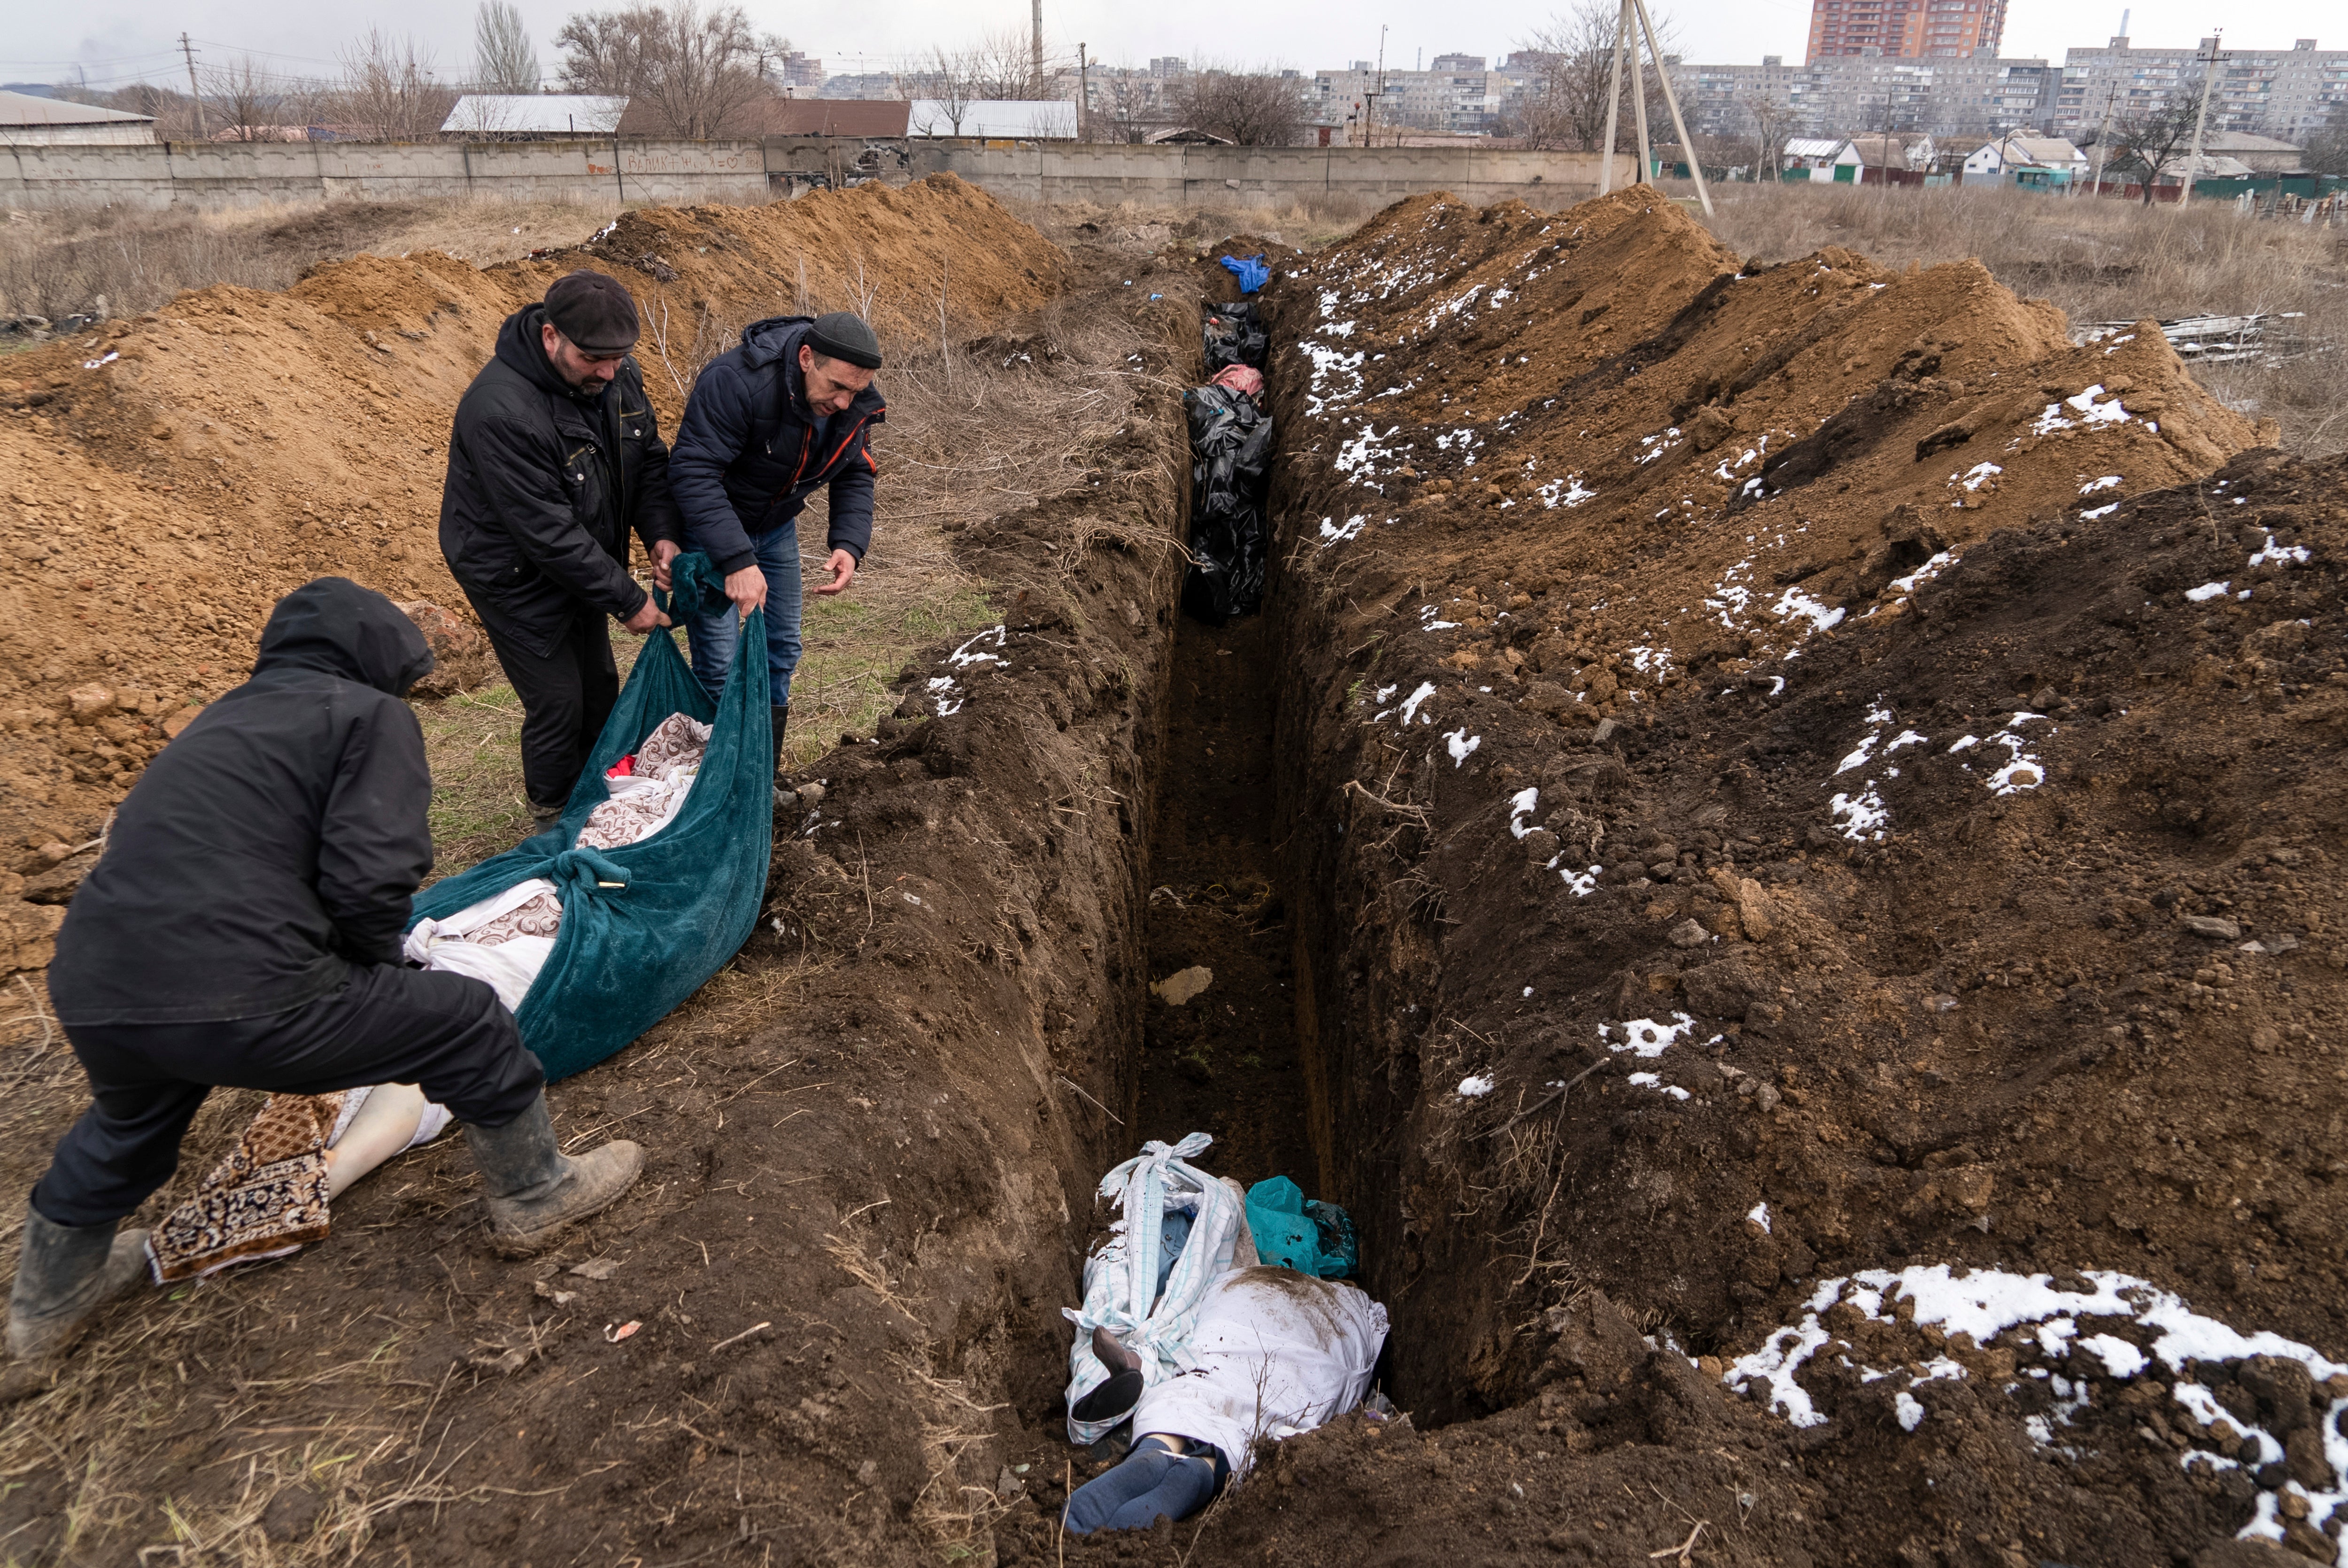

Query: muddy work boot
6;1206;149;1362
461;1093;642;1255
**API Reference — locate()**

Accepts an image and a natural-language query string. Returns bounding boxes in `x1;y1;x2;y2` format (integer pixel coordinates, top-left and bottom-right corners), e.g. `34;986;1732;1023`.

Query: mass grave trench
1073;187;2348;1566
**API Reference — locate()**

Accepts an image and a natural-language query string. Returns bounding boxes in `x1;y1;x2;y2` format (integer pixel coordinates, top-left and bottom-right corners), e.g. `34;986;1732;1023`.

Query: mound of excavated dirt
0;175;1067;967
1250;189;2348;1565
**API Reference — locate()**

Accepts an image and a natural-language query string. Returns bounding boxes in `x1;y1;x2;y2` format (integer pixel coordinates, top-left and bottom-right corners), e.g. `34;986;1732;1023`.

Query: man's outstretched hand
651;539;680;592
724;565;768;615
621;598;672;634
812;548;857;598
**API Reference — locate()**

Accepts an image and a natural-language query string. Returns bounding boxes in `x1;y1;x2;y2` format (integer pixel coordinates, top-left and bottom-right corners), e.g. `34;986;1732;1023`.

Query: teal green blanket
409;553;773;1080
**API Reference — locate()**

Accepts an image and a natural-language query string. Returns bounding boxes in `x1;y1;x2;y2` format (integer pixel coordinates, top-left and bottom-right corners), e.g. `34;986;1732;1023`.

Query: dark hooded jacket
668;316;886;575
47;580;439;1026
439;304;682;657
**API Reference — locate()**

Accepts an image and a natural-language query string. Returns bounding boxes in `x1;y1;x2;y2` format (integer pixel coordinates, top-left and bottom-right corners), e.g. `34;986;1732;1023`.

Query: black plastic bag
1182;384;1273;622
1203;300;1268;374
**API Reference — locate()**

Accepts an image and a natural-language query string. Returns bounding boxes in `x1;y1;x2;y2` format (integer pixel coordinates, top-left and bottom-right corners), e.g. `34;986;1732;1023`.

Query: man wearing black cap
441;269;684;819
669;311;885;771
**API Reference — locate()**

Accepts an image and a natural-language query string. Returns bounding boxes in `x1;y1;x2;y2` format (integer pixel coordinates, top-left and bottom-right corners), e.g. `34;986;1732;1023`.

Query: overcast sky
3;0;2334;93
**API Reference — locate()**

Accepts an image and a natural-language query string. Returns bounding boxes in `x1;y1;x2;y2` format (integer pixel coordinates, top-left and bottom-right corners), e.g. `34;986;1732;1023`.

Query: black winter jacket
440;305;681;656
669;316;886;575
48;579;438;1026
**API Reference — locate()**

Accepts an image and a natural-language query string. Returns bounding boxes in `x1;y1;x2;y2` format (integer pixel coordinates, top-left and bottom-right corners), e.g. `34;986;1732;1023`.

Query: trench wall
3;137;1633;214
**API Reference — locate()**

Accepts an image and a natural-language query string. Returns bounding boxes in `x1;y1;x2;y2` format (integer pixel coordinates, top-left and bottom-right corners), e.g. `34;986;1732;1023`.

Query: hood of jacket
254;577;435;697
495;302;609;406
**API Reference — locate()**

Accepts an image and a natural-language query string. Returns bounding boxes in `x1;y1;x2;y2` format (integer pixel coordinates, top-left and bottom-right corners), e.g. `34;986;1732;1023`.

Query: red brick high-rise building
1806;0;2008;61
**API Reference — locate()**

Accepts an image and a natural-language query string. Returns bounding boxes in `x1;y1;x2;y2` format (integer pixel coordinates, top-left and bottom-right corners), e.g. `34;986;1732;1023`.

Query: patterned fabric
465;891;564;946
633;713;711;781
574;713;710;851
148;1093;343;1283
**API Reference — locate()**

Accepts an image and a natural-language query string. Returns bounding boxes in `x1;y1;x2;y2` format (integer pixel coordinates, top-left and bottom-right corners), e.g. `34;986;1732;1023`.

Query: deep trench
1119;300;1438;1419
1130;612;1316;1189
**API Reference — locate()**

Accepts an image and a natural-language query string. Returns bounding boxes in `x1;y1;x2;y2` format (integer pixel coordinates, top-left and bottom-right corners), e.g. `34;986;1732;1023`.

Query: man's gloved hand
724;565;768;615
621;598;672;634
651;539;680;592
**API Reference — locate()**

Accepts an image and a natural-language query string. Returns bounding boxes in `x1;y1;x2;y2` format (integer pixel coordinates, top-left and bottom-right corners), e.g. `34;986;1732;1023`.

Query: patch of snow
2185;580;2230;603
1318;514;1367;547
1444;729;1481;768
1748;1202;1772;1234
1457;1075;1495;1098
1398;682;1439;725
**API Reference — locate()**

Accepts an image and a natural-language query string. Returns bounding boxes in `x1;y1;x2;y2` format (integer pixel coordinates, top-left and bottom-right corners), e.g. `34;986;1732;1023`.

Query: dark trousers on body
33;964;544;1229
466;598;619;812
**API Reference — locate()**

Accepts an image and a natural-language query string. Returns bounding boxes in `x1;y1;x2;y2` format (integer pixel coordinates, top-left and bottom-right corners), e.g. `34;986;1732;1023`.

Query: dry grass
1686;180;2348;454
0;198;617;329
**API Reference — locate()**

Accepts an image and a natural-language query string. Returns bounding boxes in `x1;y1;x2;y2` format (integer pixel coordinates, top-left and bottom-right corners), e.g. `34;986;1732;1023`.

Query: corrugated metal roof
440;95;627;135
1784;137;1846;158
907;100;1078;138
0;88;152;126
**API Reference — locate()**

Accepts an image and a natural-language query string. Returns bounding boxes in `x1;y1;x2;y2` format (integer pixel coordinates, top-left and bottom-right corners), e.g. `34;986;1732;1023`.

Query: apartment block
1807;0;2007;62
2053;36;2348;140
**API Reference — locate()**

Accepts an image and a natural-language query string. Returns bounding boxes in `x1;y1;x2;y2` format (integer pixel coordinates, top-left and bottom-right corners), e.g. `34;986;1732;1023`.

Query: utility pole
2086;80;2116;198
1633;0;1712;214
1031;0;1044;97
1370;26;1387;147
1077;43;1088;141
178;32;207;141
2179;30;2221;210
1598;0;1629;194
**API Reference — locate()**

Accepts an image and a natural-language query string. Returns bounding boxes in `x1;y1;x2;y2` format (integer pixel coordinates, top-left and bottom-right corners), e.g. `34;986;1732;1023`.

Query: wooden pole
1634;0;1713;216
1598;0;1629;195
1628;0;1653;186
2179;30;2219;210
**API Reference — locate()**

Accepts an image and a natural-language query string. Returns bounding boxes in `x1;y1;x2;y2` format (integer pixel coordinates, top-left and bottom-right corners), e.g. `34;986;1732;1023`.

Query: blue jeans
684;523;802;707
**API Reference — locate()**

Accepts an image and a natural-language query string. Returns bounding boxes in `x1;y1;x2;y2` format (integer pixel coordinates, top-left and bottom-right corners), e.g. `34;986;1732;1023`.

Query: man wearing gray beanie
668;310;885;777
440;270;683;819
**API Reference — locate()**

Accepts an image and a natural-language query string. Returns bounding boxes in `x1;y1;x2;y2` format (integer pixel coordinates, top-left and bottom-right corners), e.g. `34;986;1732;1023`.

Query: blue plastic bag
1217;254;1271;294
1244;1176;1359;1278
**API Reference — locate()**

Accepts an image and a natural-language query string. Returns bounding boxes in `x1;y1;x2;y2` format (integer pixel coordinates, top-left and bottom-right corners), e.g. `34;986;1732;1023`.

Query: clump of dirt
0;174;1068;971
1254;186;2347;1564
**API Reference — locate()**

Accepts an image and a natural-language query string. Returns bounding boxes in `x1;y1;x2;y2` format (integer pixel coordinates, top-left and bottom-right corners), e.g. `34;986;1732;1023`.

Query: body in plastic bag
1182;383;1272;623
1203;300;1268;374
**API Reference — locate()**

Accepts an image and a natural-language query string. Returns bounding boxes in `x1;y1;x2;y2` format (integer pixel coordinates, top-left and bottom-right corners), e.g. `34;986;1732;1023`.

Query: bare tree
917;46;980;134
1506;0;1678;154
474;0;543;93
1177;64;1308;147
336;31;456;140
203;56;279;141
556;4;783;137
2305;118;2348;177
2107;86;2210;205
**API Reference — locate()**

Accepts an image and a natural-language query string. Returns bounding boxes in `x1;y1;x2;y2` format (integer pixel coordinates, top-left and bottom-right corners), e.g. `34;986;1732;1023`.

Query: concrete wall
3;134;1634;214
907;140;1637;208
0;137;772;211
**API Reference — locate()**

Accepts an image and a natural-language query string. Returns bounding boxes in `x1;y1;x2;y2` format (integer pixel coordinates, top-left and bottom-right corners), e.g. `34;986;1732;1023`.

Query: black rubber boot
1073;1324;1145;1423
6;1205;149;1362
460;1093;642;1256
771;703;789;778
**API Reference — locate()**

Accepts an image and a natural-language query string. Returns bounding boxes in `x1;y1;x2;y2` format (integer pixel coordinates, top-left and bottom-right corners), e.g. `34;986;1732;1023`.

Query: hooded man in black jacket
9;580;643;1364
668;312;885;772
441;270;682;819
